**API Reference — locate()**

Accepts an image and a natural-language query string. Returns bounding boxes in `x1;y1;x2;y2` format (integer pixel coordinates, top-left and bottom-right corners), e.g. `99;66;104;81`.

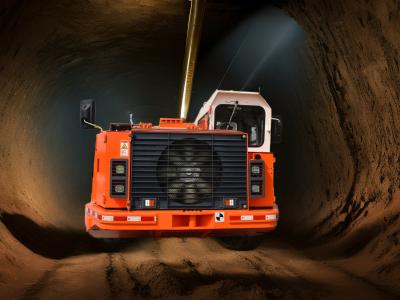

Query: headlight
251;165;261;175
251;184;261;194
114;184;125;193
115;164;125;174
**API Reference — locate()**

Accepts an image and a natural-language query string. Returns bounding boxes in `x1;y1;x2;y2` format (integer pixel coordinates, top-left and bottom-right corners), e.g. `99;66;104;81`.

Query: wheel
217;235;264;251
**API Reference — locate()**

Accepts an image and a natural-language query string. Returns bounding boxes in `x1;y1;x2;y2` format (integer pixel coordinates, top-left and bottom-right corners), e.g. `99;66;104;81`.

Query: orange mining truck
81;90;282;249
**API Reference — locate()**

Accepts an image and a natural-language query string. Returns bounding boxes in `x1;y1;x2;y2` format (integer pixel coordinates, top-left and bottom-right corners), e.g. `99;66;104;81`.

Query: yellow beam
179;0;206;120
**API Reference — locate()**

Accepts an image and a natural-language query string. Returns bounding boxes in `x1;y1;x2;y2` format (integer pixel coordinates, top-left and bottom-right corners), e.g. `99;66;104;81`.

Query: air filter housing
130;132;247;209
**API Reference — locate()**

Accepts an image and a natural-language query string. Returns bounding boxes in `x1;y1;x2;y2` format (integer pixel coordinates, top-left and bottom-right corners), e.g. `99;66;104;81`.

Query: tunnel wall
0;0;187;228
281;0;400;282
0;1;64;226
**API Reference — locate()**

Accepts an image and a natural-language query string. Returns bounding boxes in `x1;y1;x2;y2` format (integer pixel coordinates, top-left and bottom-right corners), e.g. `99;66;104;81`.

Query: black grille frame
130;132;248;210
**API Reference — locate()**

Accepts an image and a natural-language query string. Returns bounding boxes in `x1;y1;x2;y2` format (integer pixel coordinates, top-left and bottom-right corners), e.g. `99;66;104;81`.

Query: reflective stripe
90;212;156;223
127;216;141;222
102;215;114;221
230;215;266;222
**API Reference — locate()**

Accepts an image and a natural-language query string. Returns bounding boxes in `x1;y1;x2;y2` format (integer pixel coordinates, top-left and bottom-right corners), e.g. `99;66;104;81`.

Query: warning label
120;141;129;157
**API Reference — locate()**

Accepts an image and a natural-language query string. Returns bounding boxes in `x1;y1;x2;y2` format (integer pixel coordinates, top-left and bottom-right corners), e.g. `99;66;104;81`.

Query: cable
216;27;250;90
83;119;103;132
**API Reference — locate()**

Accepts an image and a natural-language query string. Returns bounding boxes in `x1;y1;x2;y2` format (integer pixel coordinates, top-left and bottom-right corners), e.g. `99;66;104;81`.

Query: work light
251;184;261;194
251;164;261;175
114;184;125;193
115;164;125;174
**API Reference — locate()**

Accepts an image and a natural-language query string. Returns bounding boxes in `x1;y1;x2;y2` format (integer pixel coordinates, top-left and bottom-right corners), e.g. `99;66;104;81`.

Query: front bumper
85;203;278;238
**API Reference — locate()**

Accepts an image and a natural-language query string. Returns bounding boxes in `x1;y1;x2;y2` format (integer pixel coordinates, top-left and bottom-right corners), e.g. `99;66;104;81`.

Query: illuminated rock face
0;1;189;227
0;0;399;293
282;0;400;285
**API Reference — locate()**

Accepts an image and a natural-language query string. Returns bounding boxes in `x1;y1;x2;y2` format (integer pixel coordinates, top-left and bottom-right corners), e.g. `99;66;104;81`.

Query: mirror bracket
80;99;103;131
271;115;283;144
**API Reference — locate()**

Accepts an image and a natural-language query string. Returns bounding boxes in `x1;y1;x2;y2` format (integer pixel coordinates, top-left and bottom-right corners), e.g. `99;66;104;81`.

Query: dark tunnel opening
3;0;313;232
0;0;399;298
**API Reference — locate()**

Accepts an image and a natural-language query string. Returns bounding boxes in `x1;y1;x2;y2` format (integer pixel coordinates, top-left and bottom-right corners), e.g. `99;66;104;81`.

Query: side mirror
271;116;282;144
80;99;96;129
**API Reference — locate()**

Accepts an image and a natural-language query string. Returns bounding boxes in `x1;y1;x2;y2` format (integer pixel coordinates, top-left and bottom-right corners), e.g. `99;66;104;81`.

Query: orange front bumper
85;203;278;238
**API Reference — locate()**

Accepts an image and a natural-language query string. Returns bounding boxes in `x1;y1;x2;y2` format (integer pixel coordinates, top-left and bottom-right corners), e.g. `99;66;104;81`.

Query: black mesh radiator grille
130;132;247;209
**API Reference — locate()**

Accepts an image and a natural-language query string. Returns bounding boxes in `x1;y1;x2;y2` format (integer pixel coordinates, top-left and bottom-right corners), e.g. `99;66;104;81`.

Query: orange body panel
85;119;279;238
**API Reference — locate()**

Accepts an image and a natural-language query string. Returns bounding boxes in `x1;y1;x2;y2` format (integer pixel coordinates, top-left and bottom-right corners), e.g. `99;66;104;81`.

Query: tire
217;235;264;251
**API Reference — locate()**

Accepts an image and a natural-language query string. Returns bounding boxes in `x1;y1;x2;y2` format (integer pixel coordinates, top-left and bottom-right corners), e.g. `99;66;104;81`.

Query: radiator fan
157;139;221;205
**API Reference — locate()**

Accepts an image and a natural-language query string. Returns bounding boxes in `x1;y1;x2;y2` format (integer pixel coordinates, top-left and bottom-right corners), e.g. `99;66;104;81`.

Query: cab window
214;104;265;147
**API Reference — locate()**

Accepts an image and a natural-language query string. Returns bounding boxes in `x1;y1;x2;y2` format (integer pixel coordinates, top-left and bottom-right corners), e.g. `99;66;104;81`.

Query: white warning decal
120;141;129;157
215;212;225;223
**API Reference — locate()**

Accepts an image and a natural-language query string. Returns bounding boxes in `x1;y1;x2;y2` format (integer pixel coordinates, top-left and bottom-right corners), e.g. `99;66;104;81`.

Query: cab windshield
214;104;265;147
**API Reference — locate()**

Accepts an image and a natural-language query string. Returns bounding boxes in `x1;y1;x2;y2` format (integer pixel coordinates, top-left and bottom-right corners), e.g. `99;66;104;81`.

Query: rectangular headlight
251;184;261;194
111;159;128;176
114;184;125;193
115;164;125;175
250;162;263;177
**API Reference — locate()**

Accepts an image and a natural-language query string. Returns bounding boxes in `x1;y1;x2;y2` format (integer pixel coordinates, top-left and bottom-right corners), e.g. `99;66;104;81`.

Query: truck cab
195;90;273;152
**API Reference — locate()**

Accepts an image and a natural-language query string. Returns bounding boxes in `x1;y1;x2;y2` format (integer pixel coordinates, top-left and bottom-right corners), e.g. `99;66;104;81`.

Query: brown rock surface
282;0;400;290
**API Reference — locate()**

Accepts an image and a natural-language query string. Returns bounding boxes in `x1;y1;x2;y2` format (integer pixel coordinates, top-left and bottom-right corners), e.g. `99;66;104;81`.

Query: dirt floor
1;235;397;300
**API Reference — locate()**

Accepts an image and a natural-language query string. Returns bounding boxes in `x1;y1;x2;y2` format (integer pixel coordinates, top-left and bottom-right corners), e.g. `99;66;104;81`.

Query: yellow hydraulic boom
179;0;206;120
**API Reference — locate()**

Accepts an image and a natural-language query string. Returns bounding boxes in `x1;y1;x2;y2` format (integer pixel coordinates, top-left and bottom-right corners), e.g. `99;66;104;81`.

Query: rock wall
282;0;400;288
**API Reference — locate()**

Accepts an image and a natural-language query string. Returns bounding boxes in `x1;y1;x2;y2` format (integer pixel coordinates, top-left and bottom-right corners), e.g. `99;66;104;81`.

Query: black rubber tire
217;235;264;251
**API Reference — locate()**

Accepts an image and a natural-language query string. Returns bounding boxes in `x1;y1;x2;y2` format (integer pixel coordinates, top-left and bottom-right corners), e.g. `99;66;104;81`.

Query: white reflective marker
102;215;114;221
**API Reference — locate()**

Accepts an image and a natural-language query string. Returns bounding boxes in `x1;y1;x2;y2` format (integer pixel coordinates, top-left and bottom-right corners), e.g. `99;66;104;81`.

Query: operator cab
215;104;265;147
195;90;281;152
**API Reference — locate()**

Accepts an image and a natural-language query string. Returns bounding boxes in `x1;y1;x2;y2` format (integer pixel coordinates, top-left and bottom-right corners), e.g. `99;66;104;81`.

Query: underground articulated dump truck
81;89;282;250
